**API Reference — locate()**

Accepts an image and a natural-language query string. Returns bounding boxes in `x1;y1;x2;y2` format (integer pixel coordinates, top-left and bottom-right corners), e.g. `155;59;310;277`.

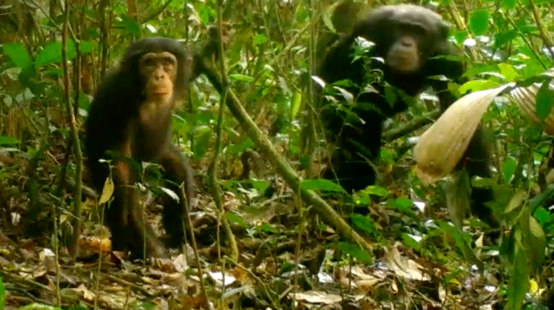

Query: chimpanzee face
355;5;451;74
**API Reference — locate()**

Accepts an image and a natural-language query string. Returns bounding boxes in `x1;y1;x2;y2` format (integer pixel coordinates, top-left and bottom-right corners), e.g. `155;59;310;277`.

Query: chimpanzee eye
162;57;175;66
144;58;155;67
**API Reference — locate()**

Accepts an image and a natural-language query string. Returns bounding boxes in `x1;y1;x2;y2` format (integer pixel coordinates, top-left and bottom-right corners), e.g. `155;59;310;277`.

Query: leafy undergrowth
0;155;521;310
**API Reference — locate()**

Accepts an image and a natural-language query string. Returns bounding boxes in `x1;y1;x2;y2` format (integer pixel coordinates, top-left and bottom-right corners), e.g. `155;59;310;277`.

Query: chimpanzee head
119;37;191;102
353;5;451;74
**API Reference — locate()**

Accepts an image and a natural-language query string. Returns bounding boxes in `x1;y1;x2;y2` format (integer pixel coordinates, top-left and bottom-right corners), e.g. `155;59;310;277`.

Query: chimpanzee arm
425;41;466;112
188;24;230;83
113;131;137;229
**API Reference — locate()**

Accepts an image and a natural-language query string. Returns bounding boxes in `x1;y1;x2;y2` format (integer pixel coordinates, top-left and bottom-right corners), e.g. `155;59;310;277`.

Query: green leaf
338;242;372;263
349;214;375;235
2;42;33;71
533;207;550;224
505;190;527;213
498;63;518;82
291;91;302;120
458;79;501;95
300;178;346;193
322;9;336;33
402;233;422;251
469;10;490;36
119;14;141;37
0;136;20;146
80;41;96;54
501;0;516;9
495;31;518;48
225;211;247;227
0;275;5;310
250;179;271;194
394;197;413;212
438;221;483;270
535;81;554;122
528;216;546;275
258;223;278;233
35;41;77;67
529;184;554;214
252;34;268;46
445;171;470;229
364;185;388;197
229;74;254;83
503;156;517;184
2;42;34;84
506;231;529;310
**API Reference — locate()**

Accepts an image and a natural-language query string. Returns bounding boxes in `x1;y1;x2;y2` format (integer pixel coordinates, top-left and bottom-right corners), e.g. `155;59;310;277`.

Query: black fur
316;5;499;228
85;37;196;258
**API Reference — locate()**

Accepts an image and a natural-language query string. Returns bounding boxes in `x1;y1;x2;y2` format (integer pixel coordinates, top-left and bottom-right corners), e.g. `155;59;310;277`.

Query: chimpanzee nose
400;38;413;47
153;70;164;80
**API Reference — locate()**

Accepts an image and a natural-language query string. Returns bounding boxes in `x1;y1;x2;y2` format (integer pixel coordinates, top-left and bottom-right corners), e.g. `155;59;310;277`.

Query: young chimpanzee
317;4;500;228
85;37;198;259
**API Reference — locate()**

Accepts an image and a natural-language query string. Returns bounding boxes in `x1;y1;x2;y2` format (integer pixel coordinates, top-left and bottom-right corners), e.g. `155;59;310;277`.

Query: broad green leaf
2;42;34;84
2;42;33;71
469;10;490;36
258;223;278;233
394;197;414;212
528;216;546;275
495;31;518;47
291;91;302;120
338;242;372;263
225;211;247;227
505;190;527;213
35;41;77;67
533;207;550;224
529;184;554;214
300;178;345;193
501;0;516;9
402;233;422;251
535;81;554;121
364;185;388;197
119;14;141;37
229;74;254;83
506;233;528;310
250;179;271;193
252;34;268;46
445;172;470;229
498;63;518;82
0;136;20;146
458;79;501;95
322;9;336;33
0;275;4;310
503;156;517;184
349;214;375;235
81;41;96;54
438;221;483;270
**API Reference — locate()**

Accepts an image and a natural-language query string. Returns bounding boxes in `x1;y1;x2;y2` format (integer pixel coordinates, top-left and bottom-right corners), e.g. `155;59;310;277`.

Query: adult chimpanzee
85;37;202;259
317;4;499;228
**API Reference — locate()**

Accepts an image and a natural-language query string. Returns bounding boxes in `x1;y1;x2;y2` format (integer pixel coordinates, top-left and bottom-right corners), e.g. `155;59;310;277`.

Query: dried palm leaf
414;84;514;184
508;69;554;135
